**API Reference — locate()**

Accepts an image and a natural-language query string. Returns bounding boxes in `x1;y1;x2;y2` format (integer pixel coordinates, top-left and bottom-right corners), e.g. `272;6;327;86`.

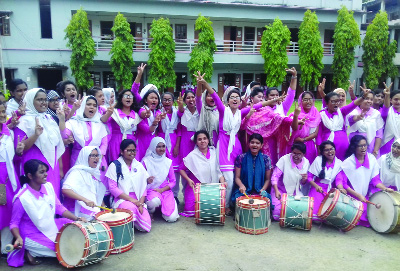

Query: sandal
25;251;42;265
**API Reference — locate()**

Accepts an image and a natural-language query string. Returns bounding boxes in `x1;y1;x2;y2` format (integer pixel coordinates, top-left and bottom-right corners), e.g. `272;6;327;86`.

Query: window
100;21;113;40
39;0;52;39
244;27;255;45
0;16;10;36
129;22;136;36
175;24;187;42
289;28;299;42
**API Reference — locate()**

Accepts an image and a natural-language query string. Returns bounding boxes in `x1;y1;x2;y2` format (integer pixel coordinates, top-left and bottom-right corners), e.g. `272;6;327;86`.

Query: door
37;69;62;90
218;74;224;97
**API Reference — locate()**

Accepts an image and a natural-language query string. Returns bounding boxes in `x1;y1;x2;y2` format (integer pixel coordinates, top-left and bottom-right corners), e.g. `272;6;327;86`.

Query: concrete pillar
390;29;395;41
362;6;367;24
381;0;386;11
394;76;399;89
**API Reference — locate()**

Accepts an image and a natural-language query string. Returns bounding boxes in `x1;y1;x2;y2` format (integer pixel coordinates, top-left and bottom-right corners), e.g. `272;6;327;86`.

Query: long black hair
19;159;49;186
345;135;367;159
115;89;138;112
141;89;161;110
58;80;77;98
318;141;335;179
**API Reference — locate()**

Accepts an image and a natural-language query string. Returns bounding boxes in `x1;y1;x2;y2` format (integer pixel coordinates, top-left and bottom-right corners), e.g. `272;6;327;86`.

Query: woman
130;63;147;103
338;135;394;227
381;88;400;155
158;92;181;197
101;88;115;110
271;143;310;220
101;89;142;162
288;91;321;163
62;146;106;220
308;141;345;219
0;100;24;254
106;139;152;232
346;91;384;157
59;96;108;171
142;137;179;222
179;130;225;216
6;79;27;117
137;86;163;161
15;88;65;196
318;79;356;108
378;139;400;191
45;90;62;124
57;80;80;119
317;86;371;161
87;86;106;115
264;67;297;116
232;133;272;203
8;159;84;267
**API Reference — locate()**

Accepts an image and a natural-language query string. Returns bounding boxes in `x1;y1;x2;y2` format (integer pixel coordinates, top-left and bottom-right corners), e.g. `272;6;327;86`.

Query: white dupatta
346;107;384;145
222;107;241;161
181;107;199;132
111;108;141;140
6;98;19;117
276;154;310;196
160;108;179;151
382;106;400;146
320;109;344;142
0;127;17;191
308;156;342;191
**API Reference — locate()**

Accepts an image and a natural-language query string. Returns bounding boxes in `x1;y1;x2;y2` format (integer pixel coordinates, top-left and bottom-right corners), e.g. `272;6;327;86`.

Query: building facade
1;0;364;96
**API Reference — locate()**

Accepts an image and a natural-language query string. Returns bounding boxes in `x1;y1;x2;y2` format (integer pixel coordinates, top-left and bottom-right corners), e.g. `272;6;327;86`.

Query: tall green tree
362;11;398;89
110;13;135;90
148;18;176;92
332;6;361;89
188;14;216;82
65;8;96;90
298;10;324;90
260;17;291;87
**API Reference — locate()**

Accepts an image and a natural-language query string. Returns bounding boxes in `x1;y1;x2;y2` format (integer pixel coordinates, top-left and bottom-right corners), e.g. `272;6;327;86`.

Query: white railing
92;36;334;55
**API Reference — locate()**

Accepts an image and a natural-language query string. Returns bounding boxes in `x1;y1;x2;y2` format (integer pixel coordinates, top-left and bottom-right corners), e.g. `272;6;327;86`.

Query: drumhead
97;211;130;222
368;192;396;233
58;224;86;266
320;195;334;214
239;198;265;205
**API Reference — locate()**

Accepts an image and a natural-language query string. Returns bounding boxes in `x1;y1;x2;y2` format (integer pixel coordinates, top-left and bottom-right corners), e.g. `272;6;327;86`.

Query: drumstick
243;192;254;204
317;190;334;198
97;205;116;214
365;200;381;209
4;244;19;253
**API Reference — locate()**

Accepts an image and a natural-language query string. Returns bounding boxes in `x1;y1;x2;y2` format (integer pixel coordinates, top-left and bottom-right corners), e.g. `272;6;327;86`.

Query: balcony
93;36;334;56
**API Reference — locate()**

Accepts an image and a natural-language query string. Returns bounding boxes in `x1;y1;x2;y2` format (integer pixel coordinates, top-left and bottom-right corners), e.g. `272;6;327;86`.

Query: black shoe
174;197;180;205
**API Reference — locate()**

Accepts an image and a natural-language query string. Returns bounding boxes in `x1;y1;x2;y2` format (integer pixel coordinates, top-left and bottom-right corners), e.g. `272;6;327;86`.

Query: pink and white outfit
180;146;223;216
346;107;384;155
380;106;400;155
271;87;296;117
271;154;310;220
338;153;382;227
6;98;20;117
307;156;344;219
106;157;151;232
377;139;400;191
0;124;20;254
62;146;107;220
8;183;71;267
177;106;199;160
196;92;219;147
15;88;65;197
317;102;357;160
142;137;179;222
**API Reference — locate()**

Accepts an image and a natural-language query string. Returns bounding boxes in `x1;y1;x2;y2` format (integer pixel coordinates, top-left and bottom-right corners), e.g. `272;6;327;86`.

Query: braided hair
318;141;335;179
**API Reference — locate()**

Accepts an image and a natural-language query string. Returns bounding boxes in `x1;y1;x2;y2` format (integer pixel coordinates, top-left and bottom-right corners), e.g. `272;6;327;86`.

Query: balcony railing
93;36;334;55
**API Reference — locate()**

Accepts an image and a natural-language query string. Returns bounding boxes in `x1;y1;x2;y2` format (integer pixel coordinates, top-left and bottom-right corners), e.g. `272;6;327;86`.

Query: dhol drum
235;195;270;235
367;191;400;233
55;221;113;268
95;208;134;254
318;188;363;232
280;194;314;230
195;183;226;225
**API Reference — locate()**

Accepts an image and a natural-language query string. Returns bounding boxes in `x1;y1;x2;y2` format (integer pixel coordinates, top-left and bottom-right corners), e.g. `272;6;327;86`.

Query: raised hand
348;80;355;92
193;71;206;85
383;82;393;96
72;94;83;111
8;111;19;129
285;67;297;76
177;92;184;108
360;83;371;95
35;118;44;136
298;116;308;127
56;107;65;122
106;104;115;116
318;78;326;94
245;104;255;120
137;63;147;75
17;102;26;116
276;91;287;104
16;135;26;155
293;101;301;117
63;103;71;116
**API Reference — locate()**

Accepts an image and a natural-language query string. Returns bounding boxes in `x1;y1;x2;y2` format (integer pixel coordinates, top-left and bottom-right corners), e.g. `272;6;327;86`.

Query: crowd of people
0;64;399;266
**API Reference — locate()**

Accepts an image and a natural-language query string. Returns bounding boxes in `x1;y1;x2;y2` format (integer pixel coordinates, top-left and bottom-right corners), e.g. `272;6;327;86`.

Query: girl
8;159;84;267
101;88;115;110
101;89;142;162
338;135;394;227
308;141;345;219
58;96;108;171
346;91;384;157
381;87;400;155
106;139;152;232
232;133;272;203
46;90;61;124
179;130;225;217
57;80;80;120
318;79;356;108
0;100;24;254
288;91;321;163
316;86;371;160
142;137;179;222
87;86;106;115
6;79;27;117
378;139;400;191
271;143;310;220
15;88;65;196
62;146;106;220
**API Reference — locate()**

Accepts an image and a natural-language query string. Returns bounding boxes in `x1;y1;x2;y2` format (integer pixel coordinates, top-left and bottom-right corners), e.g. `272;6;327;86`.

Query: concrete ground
1;203;399;271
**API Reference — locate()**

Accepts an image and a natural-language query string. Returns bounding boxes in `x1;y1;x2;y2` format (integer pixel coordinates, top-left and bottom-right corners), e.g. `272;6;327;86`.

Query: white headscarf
102;88;115;108
160;107;179;151
140;84;159;99
142;137;172;189
64;146;101;180
197;91;219;146
387;139;400;174
17;88;65;169
222;86;236;106
67;96;107;147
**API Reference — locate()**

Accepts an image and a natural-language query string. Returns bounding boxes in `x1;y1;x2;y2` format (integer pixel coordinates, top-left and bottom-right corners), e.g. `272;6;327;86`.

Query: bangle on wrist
291;76;297;79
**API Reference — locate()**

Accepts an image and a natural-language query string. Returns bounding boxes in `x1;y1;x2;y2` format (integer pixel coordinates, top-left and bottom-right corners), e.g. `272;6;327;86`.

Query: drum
194;183;226;225
55;221;113;268
235;195;270;235
367;191;400;233
318;188;363;232
280;193;314;230
95;208;134;254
